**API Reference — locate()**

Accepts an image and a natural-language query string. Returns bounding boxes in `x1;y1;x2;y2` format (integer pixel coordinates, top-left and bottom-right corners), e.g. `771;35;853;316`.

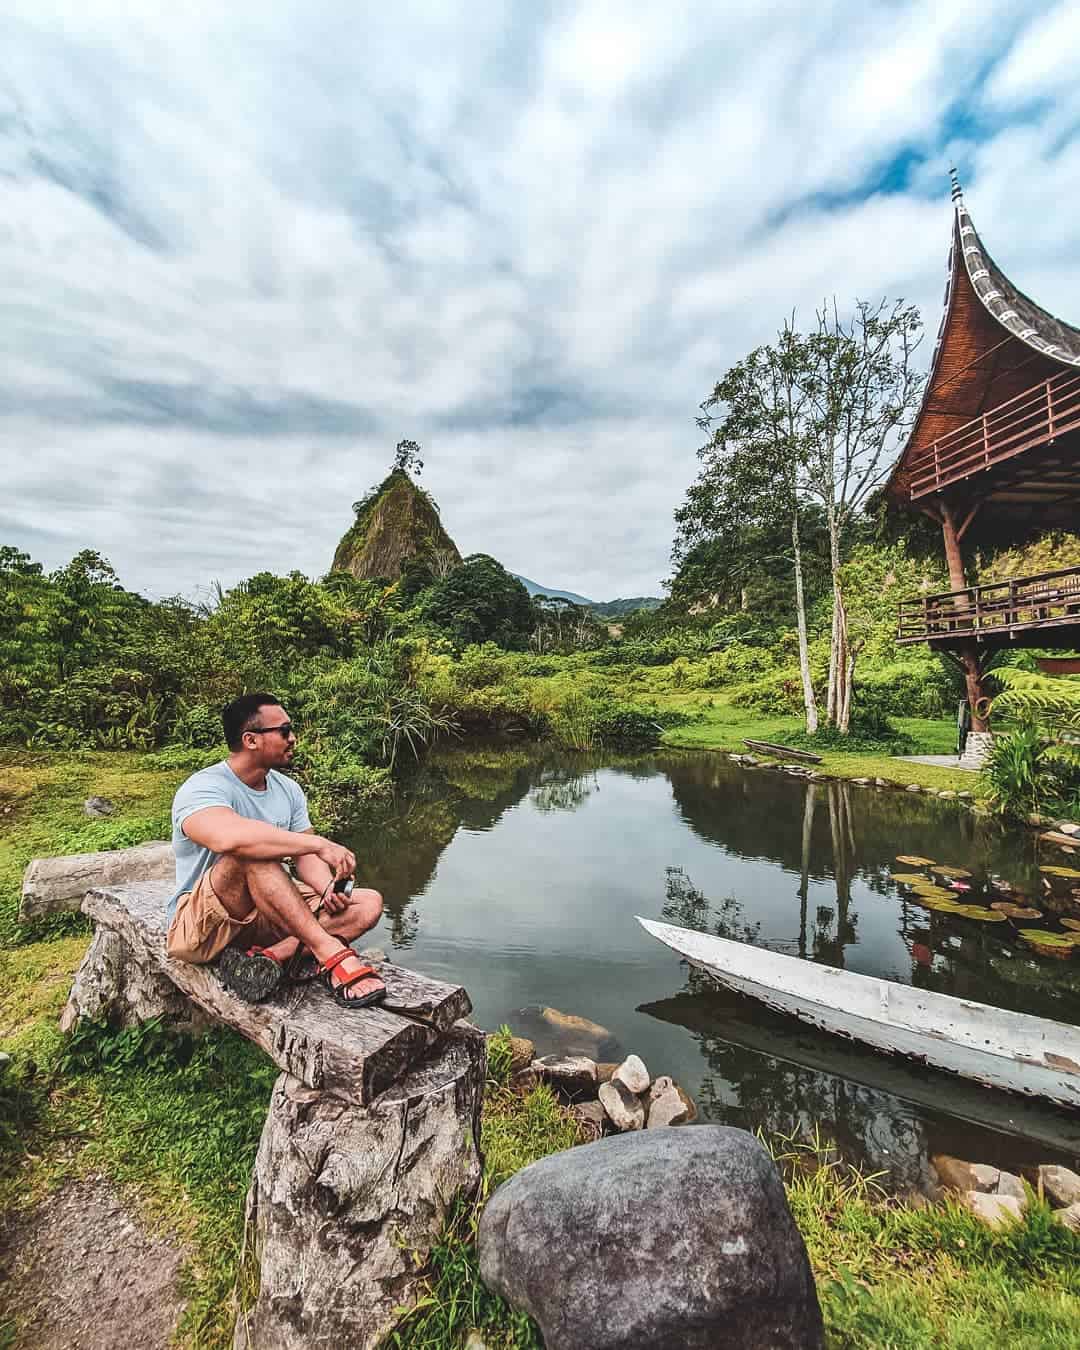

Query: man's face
243;704;296;769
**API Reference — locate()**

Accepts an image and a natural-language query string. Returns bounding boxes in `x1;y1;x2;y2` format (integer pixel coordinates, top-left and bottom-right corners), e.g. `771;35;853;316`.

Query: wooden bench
59;877;486;1350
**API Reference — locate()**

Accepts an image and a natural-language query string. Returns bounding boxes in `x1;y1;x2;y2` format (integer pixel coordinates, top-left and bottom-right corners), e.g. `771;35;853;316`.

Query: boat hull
638;918;1080;1111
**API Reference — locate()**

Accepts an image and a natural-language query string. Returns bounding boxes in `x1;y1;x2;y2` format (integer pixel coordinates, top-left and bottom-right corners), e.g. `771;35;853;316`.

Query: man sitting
166;692;385;1007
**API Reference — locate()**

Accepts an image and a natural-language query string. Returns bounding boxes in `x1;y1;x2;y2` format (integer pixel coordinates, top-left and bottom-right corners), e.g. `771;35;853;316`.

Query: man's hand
314;838;356;883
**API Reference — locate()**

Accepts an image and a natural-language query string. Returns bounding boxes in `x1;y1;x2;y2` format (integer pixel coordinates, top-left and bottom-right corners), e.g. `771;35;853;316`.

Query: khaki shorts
166;867;323;964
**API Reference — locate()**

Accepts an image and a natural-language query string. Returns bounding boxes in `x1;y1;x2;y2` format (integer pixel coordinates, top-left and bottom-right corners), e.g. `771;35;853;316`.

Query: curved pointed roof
887;176;1080;512
953;186;1080;366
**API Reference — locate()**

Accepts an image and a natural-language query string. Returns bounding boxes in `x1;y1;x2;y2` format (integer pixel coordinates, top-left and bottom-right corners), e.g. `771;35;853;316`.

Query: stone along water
347;745;1080;1191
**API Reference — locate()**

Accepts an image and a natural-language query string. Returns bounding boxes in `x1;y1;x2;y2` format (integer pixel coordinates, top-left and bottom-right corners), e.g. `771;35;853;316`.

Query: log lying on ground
20;841;174;921
236;1025;486;1350
62;881;472;1104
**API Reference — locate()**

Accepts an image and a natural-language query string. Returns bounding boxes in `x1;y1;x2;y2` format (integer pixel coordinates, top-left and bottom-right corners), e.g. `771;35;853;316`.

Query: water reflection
345;743;1080;1181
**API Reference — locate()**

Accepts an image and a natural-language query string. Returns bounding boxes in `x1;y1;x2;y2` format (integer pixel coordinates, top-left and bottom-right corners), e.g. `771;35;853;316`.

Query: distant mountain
513;575;594;606
513;575;663;617
589;597;664;618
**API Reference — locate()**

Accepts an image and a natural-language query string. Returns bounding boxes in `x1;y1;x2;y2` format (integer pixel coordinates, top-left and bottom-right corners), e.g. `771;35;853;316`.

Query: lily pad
990;903;1043;920
1040;866;1080;879
1018;928;1078;959
952;905;1007;922
890;873;929;885
896;855;935;867
1060;918;1080;932
932;865;973;879
910;884;957;900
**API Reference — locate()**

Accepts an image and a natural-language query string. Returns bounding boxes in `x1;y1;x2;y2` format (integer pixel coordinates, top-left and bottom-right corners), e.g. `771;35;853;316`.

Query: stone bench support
57;876;485;1347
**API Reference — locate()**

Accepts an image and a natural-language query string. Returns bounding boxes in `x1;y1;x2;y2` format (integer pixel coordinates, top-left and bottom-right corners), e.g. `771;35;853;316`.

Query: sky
4;1;1080;602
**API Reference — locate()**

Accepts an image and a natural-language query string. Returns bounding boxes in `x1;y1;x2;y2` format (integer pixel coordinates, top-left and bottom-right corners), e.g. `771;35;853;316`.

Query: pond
348;744;1080;1192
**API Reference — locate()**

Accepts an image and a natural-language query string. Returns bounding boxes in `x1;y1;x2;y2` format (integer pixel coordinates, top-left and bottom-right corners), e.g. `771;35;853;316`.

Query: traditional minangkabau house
886;171;1080;761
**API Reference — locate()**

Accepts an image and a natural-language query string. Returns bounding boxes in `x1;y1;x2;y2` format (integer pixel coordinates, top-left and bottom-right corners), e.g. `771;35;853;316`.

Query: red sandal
320;947;387;1009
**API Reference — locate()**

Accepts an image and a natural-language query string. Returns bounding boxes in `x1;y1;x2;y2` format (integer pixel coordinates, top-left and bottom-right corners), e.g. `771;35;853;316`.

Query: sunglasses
248;722;295;739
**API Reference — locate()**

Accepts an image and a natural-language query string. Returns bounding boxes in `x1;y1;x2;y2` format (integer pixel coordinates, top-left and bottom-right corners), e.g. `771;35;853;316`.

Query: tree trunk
791;509;818;734
236;1024;485;1350
21;841;174;921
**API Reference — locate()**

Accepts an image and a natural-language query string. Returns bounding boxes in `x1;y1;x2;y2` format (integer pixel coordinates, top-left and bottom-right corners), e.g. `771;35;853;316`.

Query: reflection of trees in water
531;767;599;813
660;776;857;965
661;867;761;946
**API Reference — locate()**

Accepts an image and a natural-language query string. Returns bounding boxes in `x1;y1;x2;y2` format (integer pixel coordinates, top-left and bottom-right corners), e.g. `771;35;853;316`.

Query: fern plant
979;667;1080;817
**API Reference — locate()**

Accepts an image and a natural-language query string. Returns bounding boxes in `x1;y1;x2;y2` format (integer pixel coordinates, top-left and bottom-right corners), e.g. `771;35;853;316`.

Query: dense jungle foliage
4;517;1080;823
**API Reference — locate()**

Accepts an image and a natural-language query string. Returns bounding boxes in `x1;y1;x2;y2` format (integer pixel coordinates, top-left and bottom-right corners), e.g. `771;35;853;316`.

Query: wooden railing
897;565;1080;643
908;369;1080;498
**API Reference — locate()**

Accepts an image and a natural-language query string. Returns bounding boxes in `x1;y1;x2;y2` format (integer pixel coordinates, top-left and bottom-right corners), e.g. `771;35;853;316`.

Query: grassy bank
655;696;973;792
4;748;1078;1347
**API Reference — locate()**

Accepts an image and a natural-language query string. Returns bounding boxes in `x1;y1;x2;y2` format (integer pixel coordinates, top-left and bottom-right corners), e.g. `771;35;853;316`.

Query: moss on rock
331;470;461;582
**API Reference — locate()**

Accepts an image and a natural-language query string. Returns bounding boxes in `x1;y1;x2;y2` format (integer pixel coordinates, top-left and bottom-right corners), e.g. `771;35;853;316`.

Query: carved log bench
60;878;486;1350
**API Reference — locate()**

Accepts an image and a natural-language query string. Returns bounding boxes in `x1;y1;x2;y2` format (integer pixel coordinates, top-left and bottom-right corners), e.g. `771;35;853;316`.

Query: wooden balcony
909;369;1080;499
897;566;1080;646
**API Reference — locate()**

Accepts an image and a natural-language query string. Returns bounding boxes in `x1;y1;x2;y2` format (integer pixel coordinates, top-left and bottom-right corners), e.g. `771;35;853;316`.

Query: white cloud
1;0;1077;600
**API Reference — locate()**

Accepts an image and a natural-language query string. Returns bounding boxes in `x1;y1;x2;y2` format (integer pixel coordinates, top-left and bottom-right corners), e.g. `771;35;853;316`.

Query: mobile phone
333;878;354;897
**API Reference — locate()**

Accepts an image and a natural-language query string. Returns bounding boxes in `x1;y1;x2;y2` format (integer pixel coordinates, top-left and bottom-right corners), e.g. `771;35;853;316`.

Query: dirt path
0;1176;187;1350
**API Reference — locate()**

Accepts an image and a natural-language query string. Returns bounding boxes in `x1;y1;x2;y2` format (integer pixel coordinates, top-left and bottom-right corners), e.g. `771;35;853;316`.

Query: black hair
222;692;282;750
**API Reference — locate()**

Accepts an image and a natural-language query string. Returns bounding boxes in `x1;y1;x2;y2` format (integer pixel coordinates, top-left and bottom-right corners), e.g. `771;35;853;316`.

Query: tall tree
677;330;821;731
801;301;923;730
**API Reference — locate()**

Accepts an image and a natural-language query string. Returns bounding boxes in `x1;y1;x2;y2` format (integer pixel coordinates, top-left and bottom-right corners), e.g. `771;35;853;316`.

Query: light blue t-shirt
168;761;312;920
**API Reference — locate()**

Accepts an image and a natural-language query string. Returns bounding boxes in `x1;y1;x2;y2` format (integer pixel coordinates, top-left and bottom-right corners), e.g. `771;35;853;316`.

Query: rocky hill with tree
331;442;461;582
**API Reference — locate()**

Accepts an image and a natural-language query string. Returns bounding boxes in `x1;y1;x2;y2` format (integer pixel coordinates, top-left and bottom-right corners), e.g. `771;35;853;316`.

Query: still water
349;744;1080;1191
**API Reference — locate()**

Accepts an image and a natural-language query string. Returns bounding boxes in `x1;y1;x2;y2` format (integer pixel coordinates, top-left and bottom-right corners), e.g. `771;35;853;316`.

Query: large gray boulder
478;1125;822;1350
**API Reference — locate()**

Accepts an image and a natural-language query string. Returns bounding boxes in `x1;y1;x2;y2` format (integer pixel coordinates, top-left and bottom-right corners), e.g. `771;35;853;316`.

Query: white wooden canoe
638;917;1080;1111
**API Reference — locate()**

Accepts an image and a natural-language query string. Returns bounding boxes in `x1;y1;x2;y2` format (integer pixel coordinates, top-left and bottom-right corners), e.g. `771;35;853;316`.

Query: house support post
940;503;989;734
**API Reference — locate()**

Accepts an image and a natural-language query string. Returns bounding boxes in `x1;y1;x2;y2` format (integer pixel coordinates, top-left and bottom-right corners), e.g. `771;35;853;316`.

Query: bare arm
293;830;344;910
182;808;355;879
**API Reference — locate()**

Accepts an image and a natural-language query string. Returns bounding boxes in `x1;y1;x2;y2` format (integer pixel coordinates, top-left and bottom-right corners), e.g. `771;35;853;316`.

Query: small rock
995;1171;1028;1208
675;1084;698;1122
957;791;973;800
649;1074;674;1102
83;796;116;817
464;1333;491;1350
1053;1202;1080;1232
531;1055;598;1100
1028;812;1050;827
906;784;921;793
599;1079;645;1132
874;777;888;786
960;1191;1023;1228
1038;1164;1080;1209
1057;822;1080;837
569;1100;608;1139
852;777;870;785
933;1155;999;1194
938;790;957;799
596;1061;618;1084
612;1054;650;1096
509;1037;535;1073
510;1067;538;1094
647;1087;689;1128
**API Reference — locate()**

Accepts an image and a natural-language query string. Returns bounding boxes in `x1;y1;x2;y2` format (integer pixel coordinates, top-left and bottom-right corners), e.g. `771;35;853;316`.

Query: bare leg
211;858;384;1000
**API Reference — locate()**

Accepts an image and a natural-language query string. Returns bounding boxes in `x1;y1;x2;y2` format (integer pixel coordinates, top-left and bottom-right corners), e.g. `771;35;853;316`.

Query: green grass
777;1134;1080;1348
655;696;974;792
